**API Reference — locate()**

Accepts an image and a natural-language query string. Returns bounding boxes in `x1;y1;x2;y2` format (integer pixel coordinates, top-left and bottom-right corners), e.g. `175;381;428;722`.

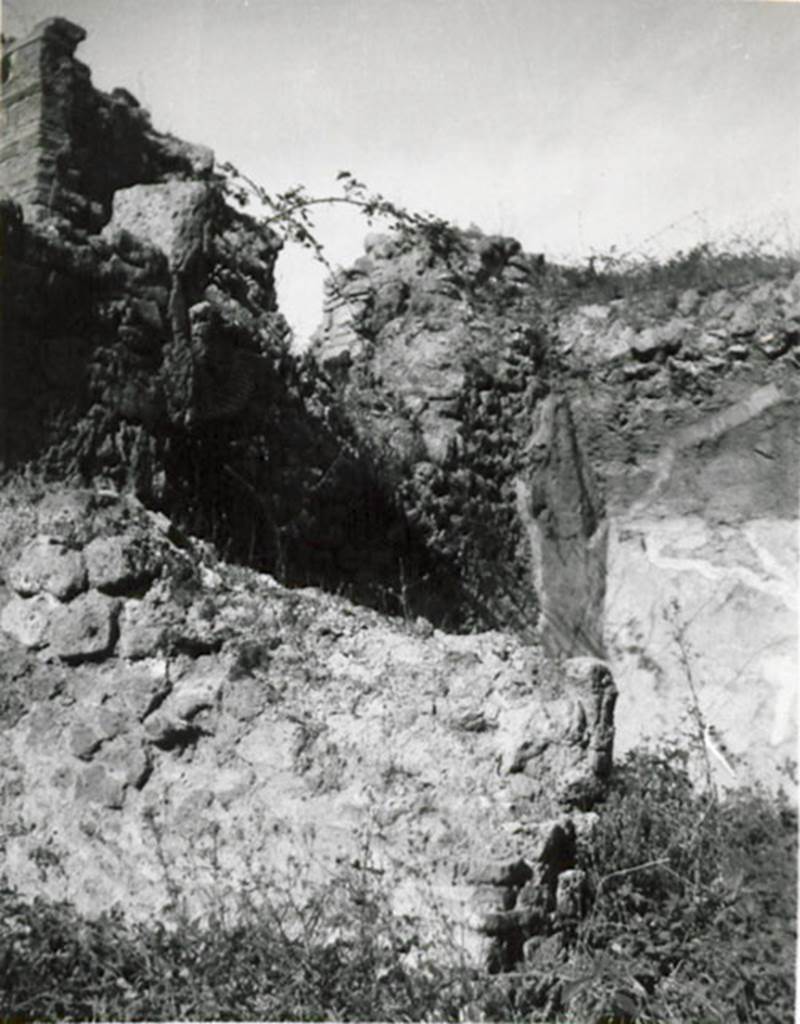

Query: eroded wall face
516;393;607;660
556;288;800;788
605;395;798;787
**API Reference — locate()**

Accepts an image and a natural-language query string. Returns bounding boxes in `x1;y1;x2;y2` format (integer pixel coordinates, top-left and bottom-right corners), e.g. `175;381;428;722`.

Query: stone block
555;868;588;920
119;665;172;720
0;593;58;648
103;181;212;272
561;658;616;781
118;599;168;660
69;721;104;760
677;288;700;316
36;491;95;544
656;317;688;353
24;701;62;751
523;931;563;967
516;878;551;915
757;331;791;359
127;297;164;333
468;884;516;918
729;302;758;337
84;535;154;594
6;535;87;600
171;682;218;721
450;707;493;732
592;324;636;362
631;327;662;359
497;720;550;775
74;763;125;810
467;856;532;887
49;591;120;662
527;817;576;868
96;703;129;740
104;734;151;789
506;773;538;800
142;711;201;750
622;360;661;380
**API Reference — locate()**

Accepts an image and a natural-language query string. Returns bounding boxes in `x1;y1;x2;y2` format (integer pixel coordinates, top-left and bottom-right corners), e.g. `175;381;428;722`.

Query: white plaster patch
605;514;797;787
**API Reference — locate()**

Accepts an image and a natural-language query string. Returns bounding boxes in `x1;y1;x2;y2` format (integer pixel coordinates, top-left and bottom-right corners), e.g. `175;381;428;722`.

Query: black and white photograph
0;1;797;1020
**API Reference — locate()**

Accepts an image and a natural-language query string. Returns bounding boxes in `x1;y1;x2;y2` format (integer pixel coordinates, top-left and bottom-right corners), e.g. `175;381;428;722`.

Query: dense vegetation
560;747;796;1024
1;744;794;1023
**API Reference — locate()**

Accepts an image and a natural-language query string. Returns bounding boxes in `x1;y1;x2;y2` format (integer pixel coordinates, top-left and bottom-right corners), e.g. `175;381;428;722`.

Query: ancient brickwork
1;19;88;220
1;18;212;229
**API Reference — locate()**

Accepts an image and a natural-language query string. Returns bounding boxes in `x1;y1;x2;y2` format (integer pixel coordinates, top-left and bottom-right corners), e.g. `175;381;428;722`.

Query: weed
1;742;794;1022
559;239;799;309
560;744;797;1024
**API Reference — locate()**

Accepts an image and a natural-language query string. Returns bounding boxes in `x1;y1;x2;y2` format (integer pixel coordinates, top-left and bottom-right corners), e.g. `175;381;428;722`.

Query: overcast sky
4;0;799;341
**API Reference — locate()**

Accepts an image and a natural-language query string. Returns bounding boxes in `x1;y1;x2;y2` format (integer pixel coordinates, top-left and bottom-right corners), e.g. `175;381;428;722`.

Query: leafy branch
218;162;465;264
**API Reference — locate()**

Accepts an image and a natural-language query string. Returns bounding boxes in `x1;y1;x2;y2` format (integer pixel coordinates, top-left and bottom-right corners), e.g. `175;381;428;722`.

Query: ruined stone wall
0;19;270;480
1;186;447;618
1;18;607;645
2;18;795;790
314;239;800;785
1;18;212;230
0;485;616;970
0;27;619;970
0;20;428;622
312;230;605;641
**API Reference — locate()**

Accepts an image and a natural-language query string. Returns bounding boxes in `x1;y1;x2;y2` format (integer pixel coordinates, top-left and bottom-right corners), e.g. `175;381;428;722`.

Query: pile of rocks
1;491;166;661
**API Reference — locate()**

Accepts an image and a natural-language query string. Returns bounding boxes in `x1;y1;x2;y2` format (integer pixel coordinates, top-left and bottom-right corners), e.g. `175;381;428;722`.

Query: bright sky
4;0;799;342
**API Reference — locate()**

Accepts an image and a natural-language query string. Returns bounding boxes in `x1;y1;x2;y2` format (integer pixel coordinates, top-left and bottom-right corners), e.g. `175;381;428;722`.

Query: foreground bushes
1;745;795;1022
559;747;797;1023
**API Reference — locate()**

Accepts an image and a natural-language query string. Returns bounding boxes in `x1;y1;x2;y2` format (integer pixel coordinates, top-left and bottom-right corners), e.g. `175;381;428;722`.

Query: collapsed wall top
0;18;214;229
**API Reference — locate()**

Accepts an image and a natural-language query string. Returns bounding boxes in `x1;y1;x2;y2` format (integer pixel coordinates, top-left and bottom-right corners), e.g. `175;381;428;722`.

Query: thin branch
598;857;670;889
